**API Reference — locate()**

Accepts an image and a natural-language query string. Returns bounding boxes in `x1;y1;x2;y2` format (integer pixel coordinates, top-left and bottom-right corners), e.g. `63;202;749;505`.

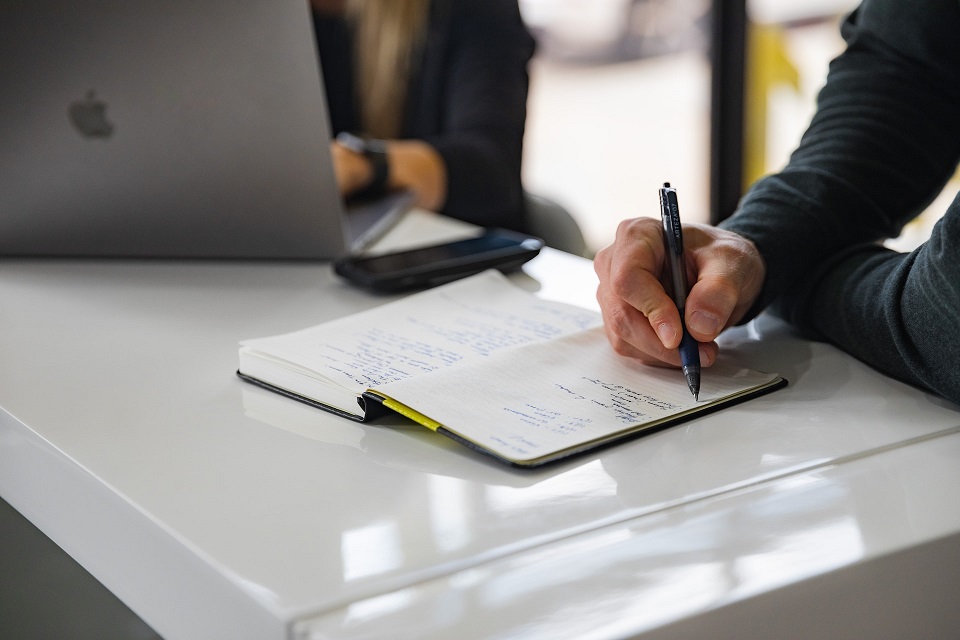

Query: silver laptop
0;0;409;259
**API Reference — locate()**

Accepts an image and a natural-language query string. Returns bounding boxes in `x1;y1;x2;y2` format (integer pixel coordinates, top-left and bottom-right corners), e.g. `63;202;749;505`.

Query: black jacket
313;0;536;231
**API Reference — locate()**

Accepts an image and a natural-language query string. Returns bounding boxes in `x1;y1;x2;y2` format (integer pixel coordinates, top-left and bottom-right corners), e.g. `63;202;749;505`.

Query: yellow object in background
744;24;800;191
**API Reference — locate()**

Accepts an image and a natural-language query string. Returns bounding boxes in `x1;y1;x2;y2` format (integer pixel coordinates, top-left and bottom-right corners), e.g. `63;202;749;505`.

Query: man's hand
594;217;766;368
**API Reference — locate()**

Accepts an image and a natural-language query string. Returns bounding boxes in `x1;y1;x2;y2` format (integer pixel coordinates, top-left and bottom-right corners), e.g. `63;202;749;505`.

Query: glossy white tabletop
2;212;959;639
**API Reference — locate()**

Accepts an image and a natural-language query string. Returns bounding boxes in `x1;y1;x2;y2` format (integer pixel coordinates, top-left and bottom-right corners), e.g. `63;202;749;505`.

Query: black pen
658;182;701;400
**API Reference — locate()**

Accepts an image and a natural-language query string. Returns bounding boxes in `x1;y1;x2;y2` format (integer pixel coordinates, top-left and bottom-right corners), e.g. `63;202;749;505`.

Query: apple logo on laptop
69;90;114;138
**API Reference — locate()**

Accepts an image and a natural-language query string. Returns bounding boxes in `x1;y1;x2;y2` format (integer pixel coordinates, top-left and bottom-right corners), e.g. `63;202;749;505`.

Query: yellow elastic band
378;396;443;432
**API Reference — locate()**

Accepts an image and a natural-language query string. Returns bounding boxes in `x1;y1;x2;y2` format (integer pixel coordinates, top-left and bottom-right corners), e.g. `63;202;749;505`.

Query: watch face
335;131;365;153
335;131;388;156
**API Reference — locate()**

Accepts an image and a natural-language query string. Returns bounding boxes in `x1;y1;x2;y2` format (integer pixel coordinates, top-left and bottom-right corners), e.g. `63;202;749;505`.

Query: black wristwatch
336;131;390;196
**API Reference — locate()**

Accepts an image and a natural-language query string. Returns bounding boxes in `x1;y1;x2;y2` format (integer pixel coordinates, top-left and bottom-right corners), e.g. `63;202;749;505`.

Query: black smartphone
333;229;544;292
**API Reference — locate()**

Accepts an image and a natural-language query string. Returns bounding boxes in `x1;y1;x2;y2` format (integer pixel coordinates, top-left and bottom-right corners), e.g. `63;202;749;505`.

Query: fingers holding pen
594;217;763;369
596;270;681;365
595;217;688;365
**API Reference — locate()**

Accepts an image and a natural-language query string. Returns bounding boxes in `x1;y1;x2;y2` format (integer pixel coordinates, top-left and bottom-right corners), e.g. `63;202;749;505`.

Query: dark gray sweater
719;0;960;403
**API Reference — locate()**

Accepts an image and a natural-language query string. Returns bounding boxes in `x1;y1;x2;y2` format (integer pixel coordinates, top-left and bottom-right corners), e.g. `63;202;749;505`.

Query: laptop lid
0;0;403;259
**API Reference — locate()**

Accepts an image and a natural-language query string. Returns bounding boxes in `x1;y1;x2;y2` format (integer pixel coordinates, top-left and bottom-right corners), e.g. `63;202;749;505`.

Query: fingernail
689;310;721;337
656;323;676;347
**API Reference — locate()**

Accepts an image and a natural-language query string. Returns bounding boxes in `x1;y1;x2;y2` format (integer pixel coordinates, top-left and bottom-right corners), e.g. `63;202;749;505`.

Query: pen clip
659;183;683;256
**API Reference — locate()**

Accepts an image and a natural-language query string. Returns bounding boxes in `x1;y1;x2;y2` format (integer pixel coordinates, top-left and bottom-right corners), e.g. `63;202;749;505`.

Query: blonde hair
346;0;430;139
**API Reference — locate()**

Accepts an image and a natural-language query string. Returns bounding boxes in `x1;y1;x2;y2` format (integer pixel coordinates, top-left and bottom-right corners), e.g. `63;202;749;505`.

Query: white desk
2;211;960;639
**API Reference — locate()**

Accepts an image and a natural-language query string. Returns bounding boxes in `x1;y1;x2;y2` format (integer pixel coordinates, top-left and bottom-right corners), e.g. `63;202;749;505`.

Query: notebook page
240;270;601;393
376;326;781;463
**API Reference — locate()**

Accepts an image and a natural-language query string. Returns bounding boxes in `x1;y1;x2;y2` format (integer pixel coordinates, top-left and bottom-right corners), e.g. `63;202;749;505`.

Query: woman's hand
330;141;374;197
330;139;447;211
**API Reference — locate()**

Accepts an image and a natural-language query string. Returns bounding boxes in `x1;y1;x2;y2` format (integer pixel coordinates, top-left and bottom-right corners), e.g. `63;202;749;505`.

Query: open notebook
238;271;786;466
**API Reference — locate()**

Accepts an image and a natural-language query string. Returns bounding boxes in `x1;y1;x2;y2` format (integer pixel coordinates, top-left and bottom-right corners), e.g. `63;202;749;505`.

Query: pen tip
683;367;700;402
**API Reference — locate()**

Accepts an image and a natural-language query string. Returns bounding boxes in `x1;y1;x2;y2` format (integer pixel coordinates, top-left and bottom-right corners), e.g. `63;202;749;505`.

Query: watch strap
363;139;389;195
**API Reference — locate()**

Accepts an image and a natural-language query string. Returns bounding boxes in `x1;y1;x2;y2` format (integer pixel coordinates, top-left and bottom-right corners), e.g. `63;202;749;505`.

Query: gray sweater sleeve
718;0;960;402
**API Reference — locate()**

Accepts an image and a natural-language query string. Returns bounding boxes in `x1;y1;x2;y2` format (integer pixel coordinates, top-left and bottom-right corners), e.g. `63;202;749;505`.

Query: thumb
684;273;742;343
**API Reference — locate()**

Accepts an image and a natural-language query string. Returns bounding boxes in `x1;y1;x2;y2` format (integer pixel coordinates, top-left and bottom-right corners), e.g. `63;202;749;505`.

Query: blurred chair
524;191;589;257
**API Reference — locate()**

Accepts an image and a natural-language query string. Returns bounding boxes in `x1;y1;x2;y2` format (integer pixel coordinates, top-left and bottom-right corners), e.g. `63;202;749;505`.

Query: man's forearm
795;200;960;404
